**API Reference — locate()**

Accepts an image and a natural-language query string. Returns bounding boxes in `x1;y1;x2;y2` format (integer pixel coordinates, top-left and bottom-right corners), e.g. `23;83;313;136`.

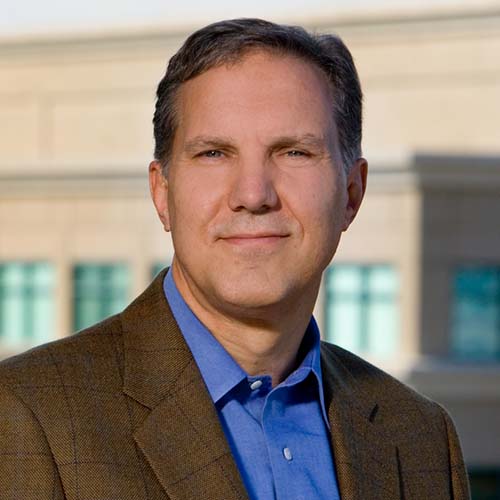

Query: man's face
150;51;366;319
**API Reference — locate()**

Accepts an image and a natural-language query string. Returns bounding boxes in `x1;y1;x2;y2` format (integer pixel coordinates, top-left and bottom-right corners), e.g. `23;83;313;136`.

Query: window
325;264;399;357
451;267;500;360
469;468;500;500
73;263;129;332
0;262;55;349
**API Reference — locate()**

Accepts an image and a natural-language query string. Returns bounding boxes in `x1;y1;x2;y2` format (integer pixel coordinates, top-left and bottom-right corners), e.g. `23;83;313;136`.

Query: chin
211;278;297;314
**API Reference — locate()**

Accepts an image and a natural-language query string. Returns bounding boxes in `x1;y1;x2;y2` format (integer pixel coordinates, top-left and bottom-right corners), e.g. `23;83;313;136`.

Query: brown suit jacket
0;269;470;499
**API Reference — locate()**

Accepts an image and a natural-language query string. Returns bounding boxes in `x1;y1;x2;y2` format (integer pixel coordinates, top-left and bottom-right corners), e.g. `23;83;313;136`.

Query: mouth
220;233;289;247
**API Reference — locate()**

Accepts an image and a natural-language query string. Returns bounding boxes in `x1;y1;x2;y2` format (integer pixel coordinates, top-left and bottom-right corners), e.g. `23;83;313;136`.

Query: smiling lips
220;233;289;247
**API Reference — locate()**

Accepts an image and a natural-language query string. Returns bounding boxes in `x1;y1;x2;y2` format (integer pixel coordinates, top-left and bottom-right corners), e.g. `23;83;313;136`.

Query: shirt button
283;447;293;461
249;380;263;390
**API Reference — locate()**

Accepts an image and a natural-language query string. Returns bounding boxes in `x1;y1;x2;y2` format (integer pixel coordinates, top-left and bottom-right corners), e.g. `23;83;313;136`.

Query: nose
228;160;279;213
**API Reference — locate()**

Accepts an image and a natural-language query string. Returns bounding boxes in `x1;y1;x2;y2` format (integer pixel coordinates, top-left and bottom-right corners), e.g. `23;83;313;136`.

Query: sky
2;0;495;39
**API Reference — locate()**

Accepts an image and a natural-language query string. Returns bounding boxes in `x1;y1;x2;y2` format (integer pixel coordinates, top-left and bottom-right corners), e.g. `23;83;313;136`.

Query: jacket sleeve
440;406;471;500
0;383;66;500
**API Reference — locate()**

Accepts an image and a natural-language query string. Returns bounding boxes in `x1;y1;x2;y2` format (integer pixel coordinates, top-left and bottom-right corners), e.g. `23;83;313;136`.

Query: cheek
168;173;224;233
288;173;345;233
304;187;346;265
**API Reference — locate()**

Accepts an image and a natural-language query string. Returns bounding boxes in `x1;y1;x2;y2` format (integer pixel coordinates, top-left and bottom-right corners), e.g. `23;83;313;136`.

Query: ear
342;157;368;231
149;160;171;232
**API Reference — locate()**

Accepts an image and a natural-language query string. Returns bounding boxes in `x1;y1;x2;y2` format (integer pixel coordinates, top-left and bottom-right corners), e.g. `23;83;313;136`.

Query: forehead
173;50;335;142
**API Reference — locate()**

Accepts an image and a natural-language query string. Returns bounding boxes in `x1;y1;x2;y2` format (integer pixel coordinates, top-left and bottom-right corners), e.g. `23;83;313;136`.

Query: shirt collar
286;315;330;426
163;268;329;426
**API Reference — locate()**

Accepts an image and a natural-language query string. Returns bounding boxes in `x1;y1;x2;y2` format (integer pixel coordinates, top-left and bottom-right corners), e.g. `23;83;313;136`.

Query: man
0;18;469;500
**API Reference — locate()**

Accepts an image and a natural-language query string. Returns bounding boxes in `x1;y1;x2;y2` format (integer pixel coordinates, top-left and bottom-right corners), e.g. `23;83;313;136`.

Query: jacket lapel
120;270;248;500
321;345;401;500
119;271;401;499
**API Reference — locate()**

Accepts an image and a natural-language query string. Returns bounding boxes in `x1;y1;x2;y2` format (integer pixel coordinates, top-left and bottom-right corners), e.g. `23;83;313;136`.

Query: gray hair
153;18;363;174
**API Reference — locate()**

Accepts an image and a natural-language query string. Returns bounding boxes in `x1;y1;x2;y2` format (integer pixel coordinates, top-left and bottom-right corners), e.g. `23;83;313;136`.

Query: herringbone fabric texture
0;269;470;499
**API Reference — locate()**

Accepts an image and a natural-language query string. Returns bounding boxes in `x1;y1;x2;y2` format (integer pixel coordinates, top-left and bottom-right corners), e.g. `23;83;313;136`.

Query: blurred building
1;5;499;499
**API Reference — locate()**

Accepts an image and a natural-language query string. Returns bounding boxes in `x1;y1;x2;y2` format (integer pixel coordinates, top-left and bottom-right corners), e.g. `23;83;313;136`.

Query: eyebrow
183;133;328;154
183;136;235;155
269;134;327;151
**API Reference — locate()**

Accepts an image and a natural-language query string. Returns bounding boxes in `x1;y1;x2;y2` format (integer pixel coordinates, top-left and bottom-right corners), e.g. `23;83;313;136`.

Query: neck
203;314;310;387
171;264;318;386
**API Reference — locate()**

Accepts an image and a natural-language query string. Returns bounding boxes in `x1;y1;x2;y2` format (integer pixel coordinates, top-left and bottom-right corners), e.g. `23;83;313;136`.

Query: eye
200;150;223;158
286;149;309;158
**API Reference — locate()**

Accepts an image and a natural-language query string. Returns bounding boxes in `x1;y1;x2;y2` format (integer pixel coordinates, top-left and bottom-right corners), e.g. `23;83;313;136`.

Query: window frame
450;264;500;362
324;263;400;358
72;262;130;332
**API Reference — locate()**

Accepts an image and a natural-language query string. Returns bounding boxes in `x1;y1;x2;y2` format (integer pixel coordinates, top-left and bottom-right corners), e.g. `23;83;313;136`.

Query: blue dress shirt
164;270;340;500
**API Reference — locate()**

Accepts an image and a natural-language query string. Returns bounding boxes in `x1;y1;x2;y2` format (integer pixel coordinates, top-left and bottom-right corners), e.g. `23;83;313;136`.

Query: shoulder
0;314;134;497
321;342;470;498
0;313;124;398
0;314;127;465
320;341;447;421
